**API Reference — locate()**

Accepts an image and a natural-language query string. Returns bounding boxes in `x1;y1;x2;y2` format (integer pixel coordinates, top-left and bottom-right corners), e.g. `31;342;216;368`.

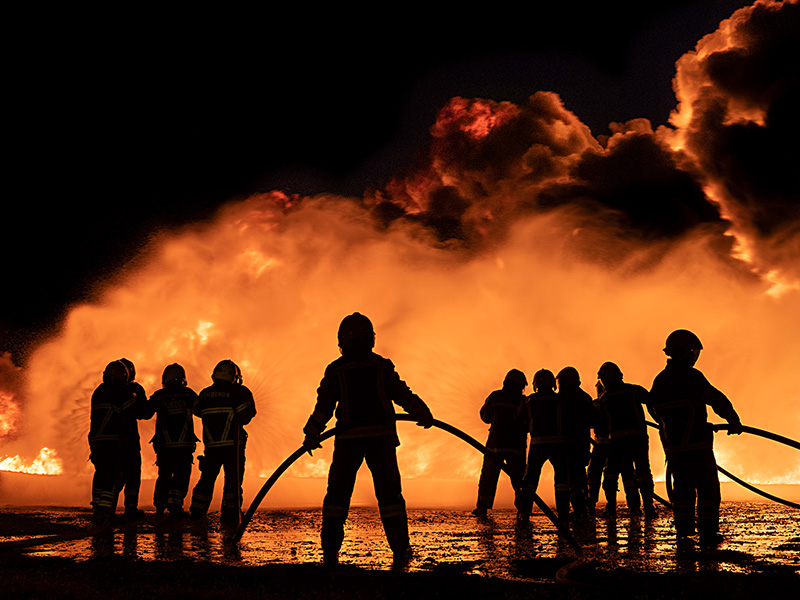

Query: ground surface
1;506;799;599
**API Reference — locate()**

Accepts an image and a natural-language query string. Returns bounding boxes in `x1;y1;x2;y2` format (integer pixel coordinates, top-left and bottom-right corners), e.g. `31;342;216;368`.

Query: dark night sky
2;2;754;361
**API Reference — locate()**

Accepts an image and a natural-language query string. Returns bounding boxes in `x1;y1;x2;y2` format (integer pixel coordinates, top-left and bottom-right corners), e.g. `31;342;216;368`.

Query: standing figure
586;380;639;516
88;360;135;523
555;366;596;519
145;363;199;518
649;330;742;545
519;369;571;522
596;361;656;518
302;312;434;566
118;358;149;520
190;359;257;523
472;369;529;517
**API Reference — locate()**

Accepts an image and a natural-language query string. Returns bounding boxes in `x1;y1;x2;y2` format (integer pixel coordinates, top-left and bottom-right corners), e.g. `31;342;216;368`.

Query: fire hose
231;415;587;584
647;421;800;510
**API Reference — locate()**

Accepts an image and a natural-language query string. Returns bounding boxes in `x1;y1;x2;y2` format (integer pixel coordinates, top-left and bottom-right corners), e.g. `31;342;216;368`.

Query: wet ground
2;503;799;598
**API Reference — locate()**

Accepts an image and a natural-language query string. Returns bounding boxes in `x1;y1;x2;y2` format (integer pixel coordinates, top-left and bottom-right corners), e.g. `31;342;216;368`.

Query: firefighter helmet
597;362;623;385
664;329;703;357
556;366;581;388
162;363;187;386
532;369;556;392
337;312;375;349
119;358;136;382
212;359;239;383
503;369;528;389
103;360;129;383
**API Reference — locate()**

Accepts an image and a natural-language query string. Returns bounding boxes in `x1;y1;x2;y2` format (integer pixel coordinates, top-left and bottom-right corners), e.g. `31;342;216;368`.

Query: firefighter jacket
145;384;200;453
557;387;598;446
524;391;570;445
480;387;528;454
591;398;610;444
649;359;741;454
303;350;432;445
194;380;257;449
122;381;149;445
598;382;652;440
88;380;136;444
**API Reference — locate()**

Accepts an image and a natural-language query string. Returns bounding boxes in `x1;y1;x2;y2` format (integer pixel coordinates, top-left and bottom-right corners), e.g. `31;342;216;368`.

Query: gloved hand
726;421;744;435
416;411;434;429
303;432;322;456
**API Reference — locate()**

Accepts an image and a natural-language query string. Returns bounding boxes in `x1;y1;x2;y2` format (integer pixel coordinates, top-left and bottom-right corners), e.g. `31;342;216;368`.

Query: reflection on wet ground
2;503;799;582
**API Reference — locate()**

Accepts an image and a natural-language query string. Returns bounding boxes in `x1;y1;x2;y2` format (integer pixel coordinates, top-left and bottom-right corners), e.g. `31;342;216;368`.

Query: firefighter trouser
520;443;571;519
475;448;526;511
89;441;122;515
121;441;142;510
190;443;246;518
667;448;721;537
321;436;409;555
604;436;654;510
587;443;638;508
567;443;589;516
154;448;194;511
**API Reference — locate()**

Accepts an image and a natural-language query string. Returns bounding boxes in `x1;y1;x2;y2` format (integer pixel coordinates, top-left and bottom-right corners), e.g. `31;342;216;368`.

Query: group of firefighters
474;328;743;546
88;358;256;523
88;314;742;565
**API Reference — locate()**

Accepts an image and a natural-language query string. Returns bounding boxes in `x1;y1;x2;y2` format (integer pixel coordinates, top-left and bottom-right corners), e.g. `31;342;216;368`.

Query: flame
2;1;799;505
0;391;21;440
0;447;63;475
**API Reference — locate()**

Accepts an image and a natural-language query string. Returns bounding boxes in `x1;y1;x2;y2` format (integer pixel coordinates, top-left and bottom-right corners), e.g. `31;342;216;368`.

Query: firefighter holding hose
302;312;434;567
649;329;743;545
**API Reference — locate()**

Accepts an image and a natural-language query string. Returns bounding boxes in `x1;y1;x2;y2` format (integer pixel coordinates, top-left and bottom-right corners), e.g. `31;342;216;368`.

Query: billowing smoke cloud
669;0;800;284
2;1;799;506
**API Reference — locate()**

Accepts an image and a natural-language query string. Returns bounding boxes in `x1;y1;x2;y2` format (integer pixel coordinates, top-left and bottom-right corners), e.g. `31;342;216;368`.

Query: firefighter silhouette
518;369;572;522
302;312;434;566
586;379;640;516
144;363;199;518
88;360;136;523
595;361;656;518
555;366;597;519
190;359;256;523
649;330;742;545
118;358;149;520
472;369;528;517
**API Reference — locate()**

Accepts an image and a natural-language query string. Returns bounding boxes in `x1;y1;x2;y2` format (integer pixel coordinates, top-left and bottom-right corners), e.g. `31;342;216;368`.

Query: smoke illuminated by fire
1;1;798;506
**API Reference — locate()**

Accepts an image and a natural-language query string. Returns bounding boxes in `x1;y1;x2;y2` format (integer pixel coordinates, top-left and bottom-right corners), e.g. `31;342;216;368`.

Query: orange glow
1;1;798;507
0;391;21;440
0;447;63;475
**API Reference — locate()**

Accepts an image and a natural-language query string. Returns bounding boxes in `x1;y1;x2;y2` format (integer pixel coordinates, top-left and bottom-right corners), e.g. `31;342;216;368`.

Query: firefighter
649;329;742;545
555;366;596;519
190;359;257;523
586;379;639;516
144;363;199;518
118;358;149;520
518;369;571;522
302;312;434;567
596;361;656;518
472;369;529;518
88;360;136;523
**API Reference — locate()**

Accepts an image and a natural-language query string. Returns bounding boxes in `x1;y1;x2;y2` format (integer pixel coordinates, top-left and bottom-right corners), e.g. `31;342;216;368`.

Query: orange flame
0;391;21;440
0;447;63;475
